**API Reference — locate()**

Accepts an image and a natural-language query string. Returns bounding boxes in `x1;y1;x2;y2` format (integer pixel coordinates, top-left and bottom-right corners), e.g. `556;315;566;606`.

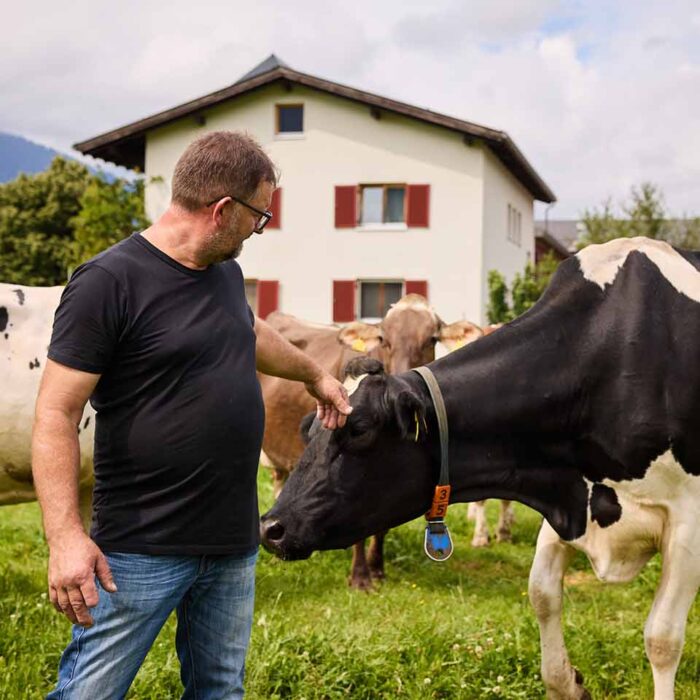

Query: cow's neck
433;311;581;436
407;311;592;540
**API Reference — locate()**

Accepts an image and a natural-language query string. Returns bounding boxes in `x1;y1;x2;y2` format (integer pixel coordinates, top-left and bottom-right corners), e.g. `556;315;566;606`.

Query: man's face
209;180;275;262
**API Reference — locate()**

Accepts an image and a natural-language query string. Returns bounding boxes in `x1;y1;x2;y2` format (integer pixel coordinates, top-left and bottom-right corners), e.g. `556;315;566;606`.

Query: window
507;204;522;246
359;281;403;320
276;104;304;134
335;184;430;228
359;185;406;225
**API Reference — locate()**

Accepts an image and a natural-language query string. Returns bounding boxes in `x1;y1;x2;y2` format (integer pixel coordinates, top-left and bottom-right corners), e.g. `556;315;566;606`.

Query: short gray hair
171;131;277;211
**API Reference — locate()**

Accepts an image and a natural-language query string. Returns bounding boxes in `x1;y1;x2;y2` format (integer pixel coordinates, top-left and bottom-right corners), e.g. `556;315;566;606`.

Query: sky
1;0;698;219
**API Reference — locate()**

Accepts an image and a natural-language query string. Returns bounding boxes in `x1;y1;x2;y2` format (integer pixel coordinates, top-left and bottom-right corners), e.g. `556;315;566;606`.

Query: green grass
0;472;697;699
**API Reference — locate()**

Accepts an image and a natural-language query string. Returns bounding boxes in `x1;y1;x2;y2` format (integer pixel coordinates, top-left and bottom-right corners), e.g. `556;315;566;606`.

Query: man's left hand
305;373;353;430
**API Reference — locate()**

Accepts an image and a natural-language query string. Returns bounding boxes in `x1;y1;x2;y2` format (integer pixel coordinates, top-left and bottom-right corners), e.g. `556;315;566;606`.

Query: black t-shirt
48;232;264;555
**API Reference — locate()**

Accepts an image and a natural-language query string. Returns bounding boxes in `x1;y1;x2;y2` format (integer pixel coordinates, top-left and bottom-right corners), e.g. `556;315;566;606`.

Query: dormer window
276;104;304;134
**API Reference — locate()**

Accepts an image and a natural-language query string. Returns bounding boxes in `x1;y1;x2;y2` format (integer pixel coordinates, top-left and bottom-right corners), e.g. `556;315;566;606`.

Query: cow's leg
468;500;490;547
367;531;387;580
644;528;700;700
529;521;589;700
260;451;289;500
348;541;373;591
271;468;288;500
496;500;515;543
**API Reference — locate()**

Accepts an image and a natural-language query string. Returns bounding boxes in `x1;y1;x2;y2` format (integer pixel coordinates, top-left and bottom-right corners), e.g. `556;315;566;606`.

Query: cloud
0;0;698;218
394;0;560;51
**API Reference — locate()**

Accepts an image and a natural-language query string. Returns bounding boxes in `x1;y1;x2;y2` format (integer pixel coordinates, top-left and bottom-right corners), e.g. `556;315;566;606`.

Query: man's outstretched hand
305;372;353;429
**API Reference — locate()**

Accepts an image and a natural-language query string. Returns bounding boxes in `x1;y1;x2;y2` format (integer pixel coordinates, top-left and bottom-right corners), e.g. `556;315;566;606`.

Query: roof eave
536;229;573;257
74;65;556;202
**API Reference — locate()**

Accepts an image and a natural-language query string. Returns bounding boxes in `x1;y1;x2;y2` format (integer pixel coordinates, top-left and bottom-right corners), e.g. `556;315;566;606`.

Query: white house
75;55;555;325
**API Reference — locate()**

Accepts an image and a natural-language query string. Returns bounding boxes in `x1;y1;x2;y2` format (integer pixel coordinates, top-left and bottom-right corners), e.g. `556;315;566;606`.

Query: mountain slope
0;132;61;182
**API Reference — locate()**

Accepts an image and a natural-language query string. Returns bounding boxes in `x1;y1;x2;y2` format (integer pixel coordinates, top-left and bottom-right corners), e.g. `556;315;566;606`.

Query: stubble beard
203;217;245;264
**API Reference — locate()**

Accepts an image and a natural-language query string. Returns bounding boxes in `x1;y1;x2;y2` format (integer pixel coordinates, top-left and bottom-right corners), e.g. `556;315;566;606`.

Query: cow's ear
338;322;383;353
342;356;385;380
299;412;317;445
438;320;483;352
384;377;428;441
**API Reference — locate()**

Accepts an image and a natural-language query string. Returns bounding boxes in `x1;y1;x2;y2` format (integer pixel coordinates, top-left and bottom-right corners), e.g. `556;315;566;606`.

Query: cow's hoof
544;667;591;700
573;669;591;700
496;530;513;543
471;534;490;548
369;567;385;581
348;574;374;592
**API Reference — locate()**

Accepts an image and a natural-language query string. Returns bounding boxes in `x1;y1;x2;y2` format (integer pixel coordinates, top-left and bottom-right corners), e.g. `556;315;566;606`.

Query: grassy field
0;472;698;699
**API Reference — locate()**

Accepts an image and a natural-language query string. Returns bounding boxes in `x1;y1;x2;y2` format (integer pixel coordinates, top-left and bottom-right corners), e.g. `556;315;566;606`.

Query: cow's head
337;294;482;374
260;360;437;559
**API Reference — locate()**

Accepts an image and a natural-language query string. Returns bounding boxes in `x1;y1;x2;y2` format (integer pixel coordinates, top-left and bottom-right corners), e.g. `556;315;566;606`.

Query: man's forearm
32;410;84;544
255;317;324;382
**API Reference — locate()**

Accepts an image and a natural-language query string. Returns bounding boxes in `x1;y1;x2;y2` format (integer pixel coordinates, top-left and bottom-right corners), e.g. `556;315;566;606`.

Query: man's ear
338;322;383;353
383;377;428;441
438;320;483;352
211;196;232;227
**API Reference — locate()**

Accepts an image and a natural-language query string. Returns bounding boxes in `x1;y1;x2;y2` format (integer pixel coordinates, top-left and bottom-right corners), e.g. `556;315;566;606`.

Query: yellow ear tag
351;338;367;352
414;411;420;442
451;339;466;351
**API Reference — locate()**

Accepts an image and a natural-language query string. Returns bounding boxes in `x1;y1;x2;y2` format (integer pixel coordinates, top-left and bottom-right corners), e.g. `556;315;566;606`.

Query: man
32;131;352;699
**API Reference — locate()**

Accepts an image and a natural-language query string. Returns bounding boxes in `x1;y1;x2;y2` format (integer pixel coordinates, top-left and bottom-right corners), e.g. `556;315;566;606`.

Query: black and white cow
261;238;700;700
0;284;95;518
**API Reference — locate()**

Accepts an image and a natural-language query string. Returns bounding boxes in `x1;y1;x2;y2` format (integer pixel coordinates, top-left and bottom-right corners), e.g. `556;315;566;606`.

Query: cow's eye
338;417;377;452
348;419;369;437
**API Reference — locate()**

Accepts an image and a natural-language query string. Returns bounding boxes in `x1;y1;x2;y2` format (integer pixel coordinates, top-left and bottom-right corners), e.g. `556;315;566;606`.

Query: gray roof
236;54;290;83
535;219;584;252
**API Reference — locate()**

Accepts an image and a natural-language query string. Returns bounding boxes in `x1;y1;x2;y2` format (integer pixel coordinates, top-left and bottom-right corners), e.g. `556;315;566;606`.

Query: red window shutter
257;280;279;319
406;184;430;227
267;188;281;229
405;280;428;299
333;280;356;322
335;186;357;228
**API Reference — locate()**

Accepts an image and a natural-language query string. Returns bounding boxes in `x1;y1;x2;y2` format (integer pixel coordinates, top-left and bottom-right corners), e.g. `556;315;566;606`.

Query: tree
0;157;149;286
70;177;149;271
0;157;90;285
578;182;700;250
486;253;560;324
486;270;510;324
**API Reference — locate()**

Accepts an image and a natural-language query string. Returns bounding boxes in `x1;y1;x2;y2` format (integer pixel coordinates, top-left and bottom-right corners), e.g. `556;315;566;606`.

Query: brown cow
259;294;482;589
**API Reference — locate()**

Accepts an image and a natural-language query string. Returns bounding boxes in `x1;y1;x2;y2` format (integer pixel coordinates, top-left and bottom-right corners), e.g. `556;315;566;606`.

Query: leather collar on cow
412;366;454;562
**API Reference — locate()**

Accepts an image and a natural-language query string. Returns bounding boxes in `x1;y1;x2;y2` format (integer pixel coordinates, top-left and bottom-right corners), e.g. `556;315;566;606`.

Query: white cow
0;284;94;521
529;451;700;700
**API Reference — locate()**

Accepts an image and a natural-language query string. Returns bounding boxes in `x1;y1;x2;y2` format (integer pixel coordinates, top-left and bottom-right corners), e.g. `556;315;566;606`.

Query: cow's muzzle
260;516;312;560
260;517;285;551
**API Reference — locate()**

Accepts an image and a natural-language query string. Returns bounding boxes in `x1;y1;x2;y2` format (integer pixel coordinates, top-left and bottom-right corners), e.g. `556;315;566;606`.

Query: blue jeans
47;549;258;700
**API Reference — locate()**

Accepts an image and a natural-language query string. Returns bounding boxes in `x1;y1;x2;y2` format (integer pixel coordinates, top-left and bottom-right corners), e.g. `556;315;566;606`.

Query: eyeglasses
206;194;273;233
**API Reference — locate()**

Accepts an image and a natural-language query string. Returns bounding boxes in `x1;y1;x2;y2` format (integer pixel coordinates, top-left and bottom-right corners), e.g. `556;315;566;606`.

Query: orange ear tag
426;485;451;519
351;338;367;352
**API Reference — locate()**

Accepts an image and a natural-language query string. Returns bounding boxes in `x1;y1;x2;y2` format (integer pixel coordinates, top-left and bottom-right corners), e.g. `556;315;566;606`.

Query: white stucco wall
480;148;535;322
143;84;529;325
